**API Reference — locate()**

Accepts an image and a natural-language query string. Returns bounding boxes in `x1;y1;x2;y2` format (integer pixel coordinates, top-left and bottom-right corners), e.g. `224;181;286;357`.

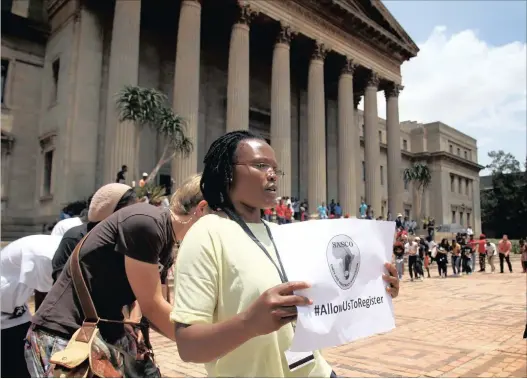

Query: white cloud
360;26;527;168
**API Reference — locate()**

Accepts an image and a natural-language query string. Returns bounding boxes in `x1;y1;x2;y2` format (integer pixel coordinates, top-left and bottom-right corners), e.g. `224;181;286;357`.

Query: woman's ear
196;200;209;216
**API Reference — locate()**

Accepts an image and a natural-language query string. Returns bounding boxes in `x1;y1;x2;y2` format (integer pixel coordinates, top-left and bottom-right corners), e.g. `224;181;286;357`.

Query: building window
380;165;384;185
452;210;456;223
450;174;455;192
51;58;60;104
449;144;453;153
43;150;54;196
465;178;469;195
467;213;471;226
457;147;460;156
362;161;365;181
402;139;408;150
378;130;382;143
458;177;462;194
459;212;464;226
1;59;8;105
404;209;410;218
404;178;408;190
464;151;467;159
362;124;365;136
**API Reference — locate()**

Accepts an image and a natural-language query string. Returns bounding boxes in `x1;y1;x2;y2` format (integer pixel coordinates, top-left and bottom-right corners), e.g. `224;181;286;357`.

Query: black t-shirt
51;223;90;283
33;203;174;343
116;170;126;183
461;244;473;258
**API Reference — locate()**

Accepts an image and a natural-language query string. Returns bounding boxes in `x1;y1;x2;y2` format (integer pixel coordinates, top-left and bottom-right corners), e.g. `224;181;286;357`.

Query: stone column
271;24;294;198
385;83;403;216
171;0;202;187
307;42;327;213
353;93;363;216
363;72;380;215
338;58;358;217
103;0;141;184
226;5;254;132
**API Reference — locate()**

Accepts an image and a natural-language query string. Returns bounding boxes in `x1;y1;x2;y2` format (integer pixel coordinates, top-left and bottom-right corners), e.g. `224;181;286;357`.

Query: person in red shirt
263;208;273;222
284;205;293;224
275;199;287;225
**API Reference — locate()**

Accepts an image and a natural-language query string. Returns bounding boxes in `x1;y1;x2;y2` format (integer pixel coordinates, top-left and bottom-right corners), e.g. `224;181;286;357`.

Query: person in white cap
139;172;148;187
395;213;404;230
1;234;62;377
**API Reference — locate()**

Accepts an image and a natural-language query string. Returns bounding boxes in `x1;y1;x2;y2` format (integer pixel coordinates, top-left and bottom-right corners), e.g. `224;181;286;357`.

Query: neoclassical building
1;0;483;239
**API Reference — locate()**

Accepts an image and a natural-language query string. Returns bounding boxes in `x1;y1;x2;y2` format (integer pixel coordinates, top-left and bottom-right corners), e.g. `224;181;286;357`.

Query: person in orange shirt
139;172;148;187
498;234;513;273
451;239;462;276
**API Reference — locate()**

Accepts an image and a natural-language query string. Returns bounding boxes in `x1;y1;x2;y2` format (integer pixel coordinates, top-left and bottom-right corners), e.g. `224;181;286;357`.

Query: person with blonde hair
25;174;207;378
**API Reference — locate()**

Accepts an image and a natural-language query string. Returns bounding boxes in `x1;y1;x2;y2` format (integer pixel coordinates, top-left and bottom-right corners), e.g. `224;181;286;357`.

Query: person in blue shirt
359;200;367;218
334;202;343;218
317;202;328;219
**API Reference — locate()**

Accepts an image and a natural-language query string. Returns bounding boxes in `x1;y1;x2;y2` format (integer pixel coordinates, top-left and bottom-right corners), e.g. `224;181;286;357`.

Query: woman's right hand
242;281;312;337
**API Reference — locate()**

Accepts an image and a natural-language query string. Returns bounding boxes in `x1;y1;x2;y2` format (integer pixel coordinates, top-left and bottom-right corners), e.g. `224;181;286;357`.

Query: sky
360;1;527;174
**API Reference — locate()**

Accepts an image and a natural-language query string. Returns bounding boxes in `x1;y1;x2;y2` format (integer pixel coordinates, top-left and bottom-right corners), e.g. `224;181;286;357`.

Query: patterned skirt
24;325;139;378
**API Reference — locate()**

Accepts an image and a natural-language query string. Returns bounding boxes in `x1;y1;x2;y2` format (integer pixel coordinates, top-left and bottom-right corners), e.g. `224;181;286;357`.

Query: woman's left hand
383;262;400;299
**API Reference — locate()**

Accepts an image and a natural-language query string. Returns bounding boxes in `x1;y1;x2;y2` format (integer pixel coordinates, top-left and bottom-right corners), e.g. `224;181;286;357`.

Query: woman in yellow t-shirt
170;131;400;377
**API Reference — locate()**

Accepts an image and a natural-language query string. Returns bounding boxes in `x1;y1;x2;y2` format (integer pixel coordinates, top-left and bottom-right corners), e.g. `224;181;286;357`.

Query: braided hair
200;130;265;212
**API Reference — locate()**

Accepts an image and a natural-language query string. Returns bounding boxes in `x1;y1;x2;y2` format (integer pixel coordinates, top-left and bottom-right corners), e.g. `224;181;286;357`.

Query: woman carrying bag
24;174;207;378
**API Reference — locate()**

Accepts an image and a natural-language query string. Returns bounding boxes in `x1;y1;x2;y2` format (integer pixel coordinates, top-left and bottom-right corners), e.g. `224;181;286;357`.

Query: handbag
49;234;161;378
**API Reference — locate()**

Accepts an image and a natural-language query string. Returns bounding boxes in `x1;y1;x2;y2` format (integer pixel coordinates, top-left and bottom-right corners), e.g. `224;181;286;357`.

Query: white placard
271;218;396;352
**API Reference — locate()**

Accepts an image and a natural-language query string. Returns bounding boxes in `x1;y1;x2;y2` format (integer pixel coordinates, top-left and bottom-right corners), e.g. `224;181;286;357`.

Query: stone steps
1;216;54;242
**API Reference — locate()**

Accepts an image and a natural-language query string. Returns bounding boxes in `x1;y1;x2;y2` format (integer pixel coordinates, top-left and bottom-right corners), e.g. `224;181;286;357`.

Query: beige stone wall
1;38;45;218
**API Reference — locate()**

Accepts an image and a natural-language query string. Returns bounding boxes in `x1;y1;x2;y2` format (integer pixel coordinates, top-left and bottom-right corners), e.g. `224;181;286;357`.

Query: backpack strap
70;233;99;323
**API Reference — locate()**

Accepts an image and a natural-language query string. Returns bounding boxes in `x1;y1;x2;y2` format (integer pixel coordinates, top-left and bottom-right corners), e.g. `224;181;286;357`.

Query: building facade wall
1;37;44;217
1;0;483;239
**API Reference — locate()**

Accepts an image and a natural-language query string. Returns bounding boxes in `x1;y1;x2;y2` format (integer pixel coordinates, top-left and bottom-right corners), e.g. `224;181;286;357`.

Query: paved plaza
152;258;526;378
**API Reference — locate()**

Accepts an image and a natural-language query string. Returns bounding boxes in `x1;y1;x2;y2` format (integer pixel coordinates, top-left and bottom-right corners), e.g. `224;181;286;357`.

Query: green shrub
134;184;168;206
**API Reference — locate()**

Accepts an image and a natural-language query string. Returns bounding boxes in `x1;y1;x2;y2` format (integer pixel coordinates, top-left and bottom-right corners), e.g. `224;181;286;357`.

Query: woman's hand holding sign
383;262;400;298
243;281;312;337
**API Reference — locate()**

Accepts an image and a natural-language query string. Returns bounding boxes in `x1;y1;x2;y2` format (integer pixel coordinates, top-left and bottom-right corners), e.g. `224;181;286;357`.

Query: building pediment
324;0;419;61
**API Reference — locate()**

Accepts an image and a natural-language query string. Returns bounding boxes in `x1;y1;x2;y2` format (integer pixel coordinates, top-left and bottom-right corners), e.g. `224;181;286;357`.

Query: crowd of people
393;229;526;281
1;130;400;378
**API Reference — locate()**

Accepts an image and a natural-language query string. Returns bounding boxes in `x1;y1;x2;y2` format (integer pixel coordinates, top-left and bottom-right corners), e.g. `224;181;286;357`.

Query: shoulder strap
70;233;99;322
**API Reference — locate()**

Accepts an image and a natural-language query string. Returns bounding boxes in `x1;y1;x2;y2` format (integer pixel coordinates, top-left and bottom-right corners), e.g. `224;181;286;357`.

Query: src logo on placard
326;234;361;290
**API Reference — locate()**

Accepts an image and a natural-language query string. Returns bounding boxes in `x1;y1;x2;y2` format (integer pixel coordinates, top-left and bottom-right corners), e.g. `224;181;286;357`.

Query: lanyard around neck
224;209;289;284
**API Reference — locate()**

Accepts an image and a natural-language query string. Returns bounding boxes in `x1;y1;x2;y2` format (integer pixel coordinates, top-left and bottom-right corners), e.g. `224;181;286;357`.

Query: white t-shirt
467;228;474;236
486;242;497;256
51;217;83;237
0;235;62;329
408;241;419;256
428;241;437;256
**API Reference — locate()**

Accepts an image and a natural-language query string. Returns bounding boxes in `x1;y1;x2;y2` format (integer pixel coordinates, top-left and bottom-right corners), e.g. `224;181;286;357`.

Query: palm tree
403;162;432;225
116;86;192;184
